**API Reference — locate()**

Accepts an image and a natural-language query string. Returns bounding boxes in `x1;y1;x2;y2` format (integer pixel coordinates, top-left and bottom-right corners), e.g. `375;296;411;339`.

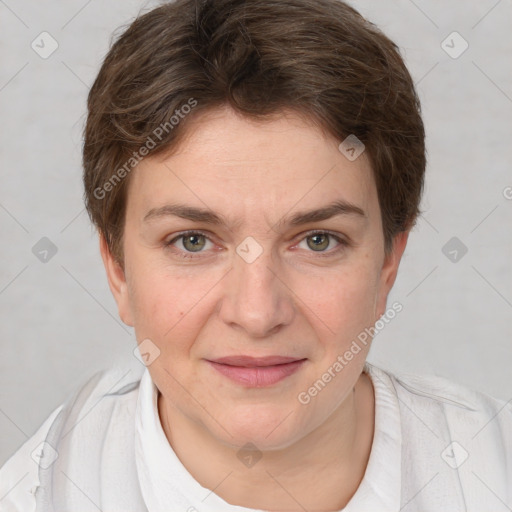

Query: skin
101;105;408;511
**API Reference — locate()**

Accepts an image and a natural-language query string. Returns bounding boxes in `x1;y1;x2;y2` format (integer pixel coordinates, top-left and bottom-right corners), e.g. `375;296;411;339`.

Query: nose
217;242;295;339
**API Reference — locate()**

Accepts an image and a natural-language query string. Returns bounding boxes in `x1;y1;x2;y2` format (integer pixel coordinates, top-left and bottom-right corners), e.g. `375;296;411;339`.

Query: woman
1;0;510;510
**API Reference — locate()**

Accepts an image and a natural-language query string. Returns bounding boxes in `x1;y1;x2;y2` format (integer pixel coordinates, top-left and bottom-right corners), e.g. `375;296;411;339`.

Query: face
101;105;407;451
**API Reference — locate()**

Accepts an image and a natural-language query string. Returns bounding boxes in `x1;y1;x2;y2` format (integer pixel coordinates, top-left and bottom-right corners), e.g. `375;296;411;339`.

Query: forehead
127;106;378;228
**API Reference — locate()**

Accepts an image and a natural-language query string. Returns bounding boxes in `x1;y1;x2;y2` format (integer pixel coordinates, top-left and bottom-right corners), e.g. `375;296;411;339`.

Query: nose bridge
221;237;294;337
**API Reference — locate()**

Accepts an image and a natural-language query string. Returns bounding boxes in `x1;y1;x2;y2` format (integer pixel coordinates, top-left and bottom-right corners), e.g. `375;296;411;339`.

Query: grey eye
181;234;207;252
306;233;331;251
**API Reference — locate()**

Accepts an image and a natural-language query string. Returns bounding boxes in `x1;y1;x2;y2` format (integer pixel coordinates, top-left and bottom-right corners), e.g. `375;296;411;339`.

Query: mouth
206;356;307;388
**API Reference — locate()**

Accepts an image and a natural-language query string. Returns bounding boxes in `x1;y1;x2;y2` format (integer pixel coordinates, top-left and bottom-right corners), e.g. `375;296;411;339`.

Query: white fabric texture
0;361;510;511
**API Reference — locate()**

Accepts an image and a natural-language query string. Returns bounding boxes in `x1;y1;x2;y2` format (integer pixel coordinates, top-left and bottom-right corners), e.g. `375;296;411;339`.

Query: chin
213;404;305;452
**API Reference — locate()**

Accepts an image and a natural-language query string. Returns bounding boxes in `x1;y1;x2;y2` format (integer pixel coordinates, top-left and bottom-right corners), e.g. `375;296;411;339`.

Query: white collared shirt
1;362;511;511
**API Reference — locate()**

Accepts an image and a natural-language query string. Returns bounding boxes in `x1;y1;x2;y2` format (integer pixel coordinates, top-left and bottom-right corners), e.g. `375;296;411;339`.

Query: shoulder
366;361;511;418
366;362;512;506
0;404;63;511
0;363;144;512
392;365;512;451
366;362;512;466
366;361;512;452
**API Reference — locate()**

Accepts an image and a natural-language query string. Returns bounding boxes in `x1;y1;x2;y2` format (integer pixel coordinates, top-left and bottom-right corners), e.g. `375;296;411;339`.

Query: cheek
296;261;380;342
126;260;218;351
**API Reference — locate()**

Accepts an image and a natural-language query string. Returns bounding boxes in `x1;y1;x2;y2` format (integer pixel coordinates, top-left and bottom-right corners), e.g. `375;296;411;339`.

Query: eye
165;229;349;260
165;231;214;258
296;230;348;255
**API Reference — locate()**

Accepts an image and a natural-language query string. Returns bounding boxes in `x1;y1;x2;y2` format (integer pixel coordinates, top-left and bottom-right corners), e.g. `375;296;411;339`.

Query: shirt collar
342;361;402;511
134;362;401;511
134;368;257;511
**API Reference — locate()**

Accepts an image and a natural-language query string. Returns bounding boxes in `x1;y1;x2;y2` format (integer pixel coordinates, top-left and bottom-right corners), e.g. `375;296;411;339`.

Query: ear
99;234;134;327
374;231;409;319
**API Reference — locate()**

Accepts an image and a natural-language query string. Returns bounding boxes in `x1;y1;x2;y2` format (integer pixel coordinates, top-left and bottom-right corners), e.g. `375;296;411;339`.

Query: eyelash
164;230;349;260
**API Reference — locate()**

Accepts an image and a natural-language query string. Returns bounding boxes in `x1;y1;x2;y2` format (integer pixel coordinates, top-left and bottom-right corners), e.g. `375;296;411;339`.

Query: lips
206;355;307;387
211;355;303;367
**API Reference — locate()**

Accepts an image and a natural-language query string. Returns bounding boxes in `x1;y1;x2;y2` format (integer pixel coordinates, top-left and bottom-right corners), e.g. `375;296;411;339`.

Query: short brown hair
83;0;425;266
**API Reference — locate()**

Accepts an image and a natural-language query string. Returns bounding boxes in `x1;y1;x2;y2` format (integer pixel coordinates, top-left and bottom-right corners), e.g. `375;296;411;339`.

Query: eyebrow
142;199;366;230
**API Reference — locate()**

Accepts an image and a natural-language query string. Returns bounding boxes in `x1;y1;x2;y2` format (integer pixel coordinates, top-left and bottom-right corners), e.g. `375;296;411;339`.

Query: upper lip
208;356;306;367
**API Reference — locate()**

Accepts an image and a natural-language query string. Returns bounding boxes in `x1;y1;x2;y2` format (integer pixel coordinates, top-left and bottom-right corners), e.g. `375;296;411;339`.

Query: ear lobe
375;231;409;318
99;234;134;327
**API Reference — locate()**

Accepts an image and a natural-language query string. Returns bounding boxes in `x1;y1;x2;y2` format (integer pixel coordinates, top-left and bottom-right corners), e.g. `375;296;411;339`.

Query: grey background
1;0;511;466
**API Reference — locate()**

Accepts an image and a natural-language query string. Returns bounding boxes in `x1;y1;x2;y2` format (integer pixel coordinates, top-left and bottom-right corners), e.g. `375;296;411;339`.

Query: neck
158;371;375;511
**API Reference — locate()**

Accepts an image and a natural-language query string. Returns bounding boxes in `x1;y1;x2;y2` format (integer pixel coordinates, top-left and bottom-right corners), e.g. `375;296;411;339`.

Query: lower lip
207;360;306;387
